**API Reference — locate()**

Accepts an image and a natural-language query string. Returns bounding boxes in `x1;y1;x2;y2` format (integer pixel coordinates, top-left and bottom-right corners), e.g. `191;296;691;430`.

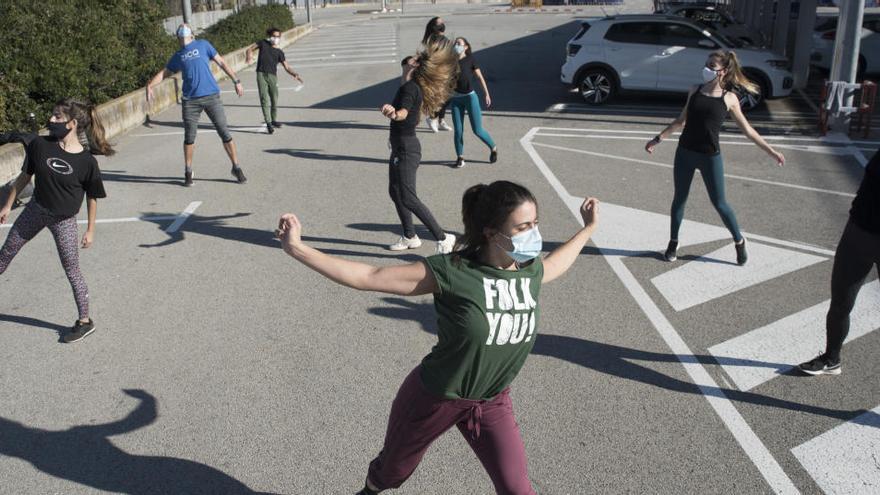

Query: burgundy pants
367;367;535;494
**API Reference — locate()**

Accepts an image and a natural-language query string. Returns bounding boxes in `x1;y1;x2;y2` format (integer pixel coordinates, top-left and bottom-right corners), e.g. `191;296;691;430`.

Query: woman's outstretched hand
645;137;660;154
772;150;785;167
580;197;600;229
276;213;303;255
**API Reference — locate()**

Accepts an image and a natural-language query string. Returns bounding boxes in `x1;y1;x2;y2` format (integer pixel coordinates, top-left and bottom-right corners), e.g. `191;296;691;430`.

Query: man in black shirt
799;149;880;375
246;27;303;134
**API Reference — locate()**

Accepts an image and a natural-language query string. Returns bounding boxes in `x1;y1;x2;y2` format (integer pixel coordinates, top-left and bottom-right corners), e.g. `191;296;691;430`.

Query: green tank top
421;253;543;400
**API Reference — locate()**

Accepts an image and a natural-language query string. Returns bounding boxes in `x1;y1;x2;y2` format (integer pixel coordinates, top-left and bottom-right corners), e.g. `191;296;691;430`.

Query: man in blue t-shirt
146;24;247;187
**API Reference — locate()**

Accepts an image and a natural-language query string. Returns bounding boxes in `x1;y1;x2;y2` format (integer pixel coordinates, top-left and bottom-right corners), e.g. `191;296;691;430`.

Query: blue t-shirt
166;39;220;100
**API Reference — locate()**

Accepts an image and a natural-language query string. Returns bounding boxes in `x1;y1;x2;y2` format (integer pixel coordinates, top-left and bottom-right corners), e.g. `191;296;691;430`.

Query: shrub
200;4;295;55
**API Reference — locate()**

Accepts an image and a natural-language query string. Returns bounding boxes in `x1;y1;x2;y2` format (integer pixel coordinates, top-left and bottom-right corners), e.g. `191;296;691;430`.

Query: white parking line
531;141;857;198
294;59;399;69
165;201;201;233
293;51;397;62
792;403;880;494
0;215;179;229
532;126;880;145
520;127;800;494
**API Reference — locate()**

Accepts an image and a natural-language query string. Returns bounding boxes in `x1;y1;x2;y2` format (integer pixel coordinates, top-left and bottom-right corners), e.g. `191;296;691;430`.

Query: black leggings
825;220;880;362
388;136;444;241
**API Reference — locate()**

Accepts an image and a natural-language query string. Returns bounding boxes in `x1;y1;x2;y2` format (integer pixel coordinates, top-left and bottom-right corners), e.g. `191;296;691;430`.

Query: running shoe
389;235;422;251
736;238;748;266
490;148;498;163
455;157;466;168
184;170;194;187
271;121;282;128
266;124;275;135
426;117;439;132
798;354;841;376
439;120;452;131
231;166;247;184
64;319;96;344
663;240;678;262
437;233;456;254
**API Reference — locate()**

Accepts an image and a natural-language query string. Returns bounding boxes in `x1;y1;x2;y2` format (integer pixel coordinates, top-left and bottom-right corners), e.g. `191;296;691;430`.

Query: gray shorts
181;93;232;145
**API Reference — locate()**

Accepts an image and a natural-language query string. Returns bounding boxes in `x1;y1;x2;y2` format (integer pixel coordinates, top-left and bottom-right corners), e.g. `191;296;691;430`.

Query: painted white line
0;215;179;229
652;241;827;312
520;127;799;494
131;126;266;137
165;201;201;233
294;59;398;69
534;134;864;155
791;403;880;495
533;126;880;145
219;88;303;94
549;105;817;119
287;45;400;55
293;51;397;62
531;141;857;198
795;88;820;114
291;38;398;49
710;280;880;391
549;102;819;118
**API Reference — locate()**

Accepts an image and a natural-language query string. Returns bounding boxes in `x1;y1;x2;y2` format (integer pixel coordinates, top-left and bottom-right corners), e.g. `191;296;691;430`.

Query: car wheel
736;71;769;112
578;68;615;105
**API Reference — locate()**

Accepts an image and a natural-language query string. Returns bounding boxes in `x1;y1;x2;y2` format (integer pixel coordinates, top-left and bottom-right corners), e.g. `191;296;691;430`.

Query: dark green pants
256;72;278;124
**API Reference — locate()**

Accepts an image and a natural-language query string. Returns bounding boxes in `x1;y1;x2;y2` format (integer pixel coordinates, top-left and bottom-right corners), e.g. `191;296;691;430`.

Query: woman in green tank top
276;181;599;494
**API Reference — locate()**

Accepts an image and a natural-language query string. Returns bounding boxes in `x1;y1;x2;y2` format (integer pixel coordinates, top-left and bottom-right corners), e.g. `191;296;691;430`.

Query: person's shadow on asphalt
367;297;878;424
0;389;281;494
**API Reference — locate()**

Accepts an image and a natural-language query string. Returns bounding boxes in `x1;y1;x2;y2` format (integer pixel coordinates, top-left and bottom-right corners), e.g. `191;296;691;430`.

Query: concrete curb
0;23;315;185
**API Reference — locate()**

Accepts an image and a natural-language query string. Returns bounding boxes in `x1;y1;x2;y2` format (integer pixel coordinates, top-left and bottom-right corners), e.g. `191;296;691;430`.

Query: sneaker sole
65;326;96;344
664;255;677;262
389;244;421;251
799;366;841;376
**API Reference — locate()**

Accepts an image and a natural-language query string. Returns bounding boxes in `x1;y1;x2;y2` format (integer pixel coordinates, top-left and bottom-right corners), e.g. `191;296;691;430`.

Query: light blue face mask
177;26;193;39
454;44;466;55
498;226;542;263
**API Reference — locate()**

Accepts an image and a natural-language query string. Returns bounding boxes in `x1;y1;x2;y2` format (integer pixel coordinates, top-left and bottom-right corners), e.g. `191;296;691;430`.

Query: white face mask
269;36;280;45
702;66;720;83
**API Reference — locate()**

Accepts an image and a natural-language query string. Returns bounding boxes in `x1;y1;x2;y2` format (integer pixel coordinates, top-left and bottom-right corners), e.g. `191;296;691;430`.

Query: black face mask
48;121;71;140
436;23;446;33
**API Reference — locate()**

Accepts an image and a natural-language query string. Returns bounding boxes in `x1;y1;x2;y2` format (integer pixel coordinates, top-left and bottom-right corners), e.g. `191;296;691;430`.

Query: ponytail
87;105;115;156
712;50;759;95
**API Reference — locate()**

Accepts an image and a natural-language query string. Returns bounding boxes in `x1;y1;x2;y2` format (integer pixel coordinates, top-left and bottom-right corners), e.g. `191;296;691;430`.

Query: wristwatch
233;79;241;84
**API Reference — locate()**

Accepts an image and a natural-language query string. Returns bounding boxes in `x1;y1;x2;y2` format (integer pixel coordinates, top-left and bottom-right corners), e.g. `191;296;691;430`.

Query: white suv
560;15;794;111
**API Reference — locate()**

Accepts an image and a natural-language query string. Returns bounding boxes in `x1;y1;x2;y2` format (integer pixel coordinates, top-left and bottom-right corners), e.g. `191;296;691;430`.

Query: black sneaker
489;148;498;163
184;170;194;187
231;166;247;184
63;319;96;344
798;354;841;376
664;240;678;262
266;124;275;135
735;238;748;266
455;157;466;168
271;121;282;128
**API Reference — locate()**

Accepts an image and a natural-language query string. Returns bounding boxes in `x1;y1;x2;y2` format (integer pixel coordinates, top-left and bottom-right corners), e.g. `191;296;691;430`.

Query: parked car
560;15;794;111
811;13;880;76
659;3;768;47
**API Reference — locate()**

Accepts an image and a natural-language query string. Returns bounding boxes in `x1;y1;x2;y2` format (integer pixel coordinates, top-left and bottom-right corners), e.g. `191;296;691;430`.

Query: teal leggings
670;146;743;242
450;91;495;157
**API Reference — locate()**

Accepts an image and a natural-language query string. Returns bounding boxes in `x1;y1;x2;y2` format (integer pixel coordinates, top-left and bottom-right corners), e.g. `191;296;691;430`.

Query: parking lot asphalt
2;4;878;494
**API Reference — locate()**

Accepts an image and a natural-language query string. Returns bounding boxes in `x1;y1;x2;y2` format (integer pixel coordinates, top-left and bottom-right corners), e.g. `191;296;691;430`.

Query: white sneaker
436;233;456;254
389;235;422;251
426;118;439;132
438;120;452;131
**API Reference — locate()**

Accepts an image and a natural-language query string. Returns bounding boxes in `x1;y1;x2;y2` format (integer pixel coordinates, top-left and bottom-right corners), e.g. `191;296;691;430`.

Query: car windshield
701;23;743;48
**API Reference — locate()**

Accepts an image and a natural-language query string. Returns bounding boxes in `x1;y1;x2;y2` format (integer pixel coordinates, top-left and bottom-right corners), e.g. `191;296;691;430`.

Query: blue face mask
454;44;466;55
498;226;542;263
177;26;193;39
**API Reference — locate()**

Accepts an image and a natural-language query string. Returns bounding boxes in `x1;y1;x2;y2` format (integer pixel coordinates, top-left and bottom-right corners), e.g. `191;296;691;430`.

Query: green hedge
0;2;294;132
200;4;295;57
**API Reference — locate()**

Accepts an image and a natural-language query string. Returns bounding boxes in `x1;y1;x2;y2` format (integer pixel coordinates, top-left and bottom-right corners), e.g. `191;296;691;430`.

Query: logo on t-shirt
483;278;537;346
180;48;201;61
46;157;73;175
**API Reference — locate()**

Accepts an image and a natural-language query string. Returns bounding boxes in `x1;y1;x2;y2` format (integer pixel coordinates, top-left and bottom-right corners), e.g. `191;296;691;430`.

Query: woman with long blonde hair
380;45;459;254
645;50;785;265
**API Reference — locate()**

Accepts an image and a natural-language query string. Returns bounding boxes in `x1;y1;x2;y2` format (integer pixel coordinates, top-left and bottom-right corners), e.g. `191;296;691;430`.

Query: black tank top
679;90;729;155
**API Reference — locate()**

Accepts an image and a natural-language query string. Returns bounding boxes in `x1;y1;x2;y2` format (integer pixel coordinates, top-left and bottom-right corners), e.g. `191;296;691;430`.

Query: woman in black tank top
645;50;785;266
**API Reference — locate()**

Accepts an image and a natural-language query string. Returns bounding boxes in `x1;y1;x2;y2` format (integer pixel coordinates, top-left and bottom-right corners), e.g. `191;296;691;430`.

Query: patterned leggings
0;201;89;319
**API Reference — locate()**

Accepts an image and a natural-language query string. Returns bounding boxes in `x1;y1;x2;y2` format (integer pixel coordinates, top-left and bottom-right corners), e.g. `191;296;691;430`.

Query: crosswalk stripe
651;242;827;312
709;280;880;391
791;403;880;494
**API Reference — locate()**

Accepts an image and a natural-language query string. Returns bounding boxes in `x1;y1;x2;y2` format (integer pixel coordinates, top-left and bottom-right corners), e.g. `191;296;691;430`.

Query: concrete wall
0;23;313;186
163;9;234;35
